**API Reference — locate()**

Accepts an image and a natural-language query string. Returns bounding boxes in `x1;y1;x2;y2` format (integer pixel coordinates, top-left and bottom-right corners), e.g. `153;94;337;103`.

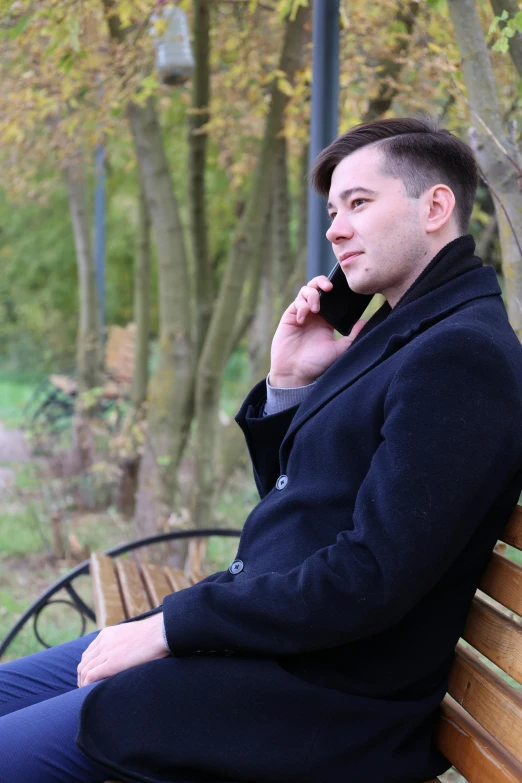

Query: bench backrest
105;324;136;386
435;504;522;782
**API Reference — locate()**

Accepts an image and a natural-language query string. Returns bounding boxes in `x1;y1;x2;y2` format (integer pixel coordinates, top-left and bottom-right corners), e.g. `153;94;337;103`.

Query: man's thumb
335;318;368;355
348;318;368;342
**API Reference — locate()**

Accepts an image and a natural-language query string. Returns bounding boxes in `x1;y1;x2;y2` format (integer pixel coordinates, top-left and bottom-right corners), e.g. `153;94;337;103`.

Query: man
2;116;522;783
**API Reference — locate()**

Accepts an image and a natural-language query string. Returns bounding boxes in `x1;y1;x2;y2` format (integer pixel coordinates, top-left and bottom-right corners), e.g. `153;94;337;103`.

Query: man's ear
423;184;456;234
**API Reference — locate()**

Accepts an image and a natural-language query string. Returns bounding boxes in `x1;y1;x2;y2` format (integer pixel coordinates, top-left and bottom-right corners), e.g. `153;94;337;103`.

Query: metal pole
95;144;106;337
306;0;340;280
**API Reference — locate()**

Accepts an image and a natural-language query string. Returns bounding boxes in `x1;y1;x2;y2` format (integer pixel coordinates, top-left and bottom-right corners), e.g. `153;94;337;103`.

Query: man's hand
269;275;367;388
77;612;169;687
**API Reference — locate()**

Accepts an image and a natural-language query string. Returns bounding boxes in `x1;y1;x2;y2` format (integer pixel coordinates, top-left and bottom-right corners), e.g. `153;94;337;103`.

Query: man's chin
346;278;379;297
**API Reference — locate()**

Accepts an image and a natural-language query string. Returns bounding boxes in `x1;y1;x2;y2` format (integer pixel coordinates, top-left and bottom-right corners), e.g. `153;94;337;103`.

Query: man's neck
386;233;462;308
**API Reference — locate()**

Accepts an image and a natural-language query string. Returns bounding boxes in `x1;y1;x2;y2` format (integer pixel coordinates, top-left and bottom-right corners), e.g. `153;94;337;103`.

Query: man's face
326;145;430;307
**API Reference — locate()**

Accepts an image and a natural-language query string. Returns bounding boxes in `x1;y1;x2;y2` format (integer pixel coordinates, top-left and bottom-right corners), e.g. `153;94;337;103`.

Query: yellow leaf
277;77;294;96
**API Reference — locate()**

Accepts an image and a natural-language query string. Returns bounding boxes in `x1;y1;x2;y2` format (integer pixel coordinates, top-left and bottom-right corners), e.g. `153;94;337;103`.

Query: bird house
152;3;195;86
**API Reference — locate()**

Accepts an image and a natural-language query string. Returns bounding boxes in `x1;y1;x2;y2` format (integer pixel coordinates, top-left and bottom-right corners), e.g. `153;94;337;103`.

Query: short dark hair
311;117;478;233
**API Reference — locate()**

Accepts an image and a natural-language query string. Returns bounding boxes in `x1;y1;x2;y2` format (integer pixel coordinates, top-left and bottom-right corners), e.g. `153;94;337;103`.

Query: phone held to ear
318;263;374;336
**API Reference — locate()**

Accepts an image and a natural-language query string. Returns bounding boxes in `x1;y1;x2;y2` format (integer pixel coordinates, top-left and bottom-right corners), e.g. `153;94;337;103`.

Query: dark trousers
0;631;110;783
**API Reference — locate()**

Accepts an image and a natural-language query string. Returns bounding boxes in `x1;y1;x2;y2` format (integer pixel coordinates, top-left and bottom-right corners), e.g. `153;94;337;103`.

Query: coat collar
281;261;502;453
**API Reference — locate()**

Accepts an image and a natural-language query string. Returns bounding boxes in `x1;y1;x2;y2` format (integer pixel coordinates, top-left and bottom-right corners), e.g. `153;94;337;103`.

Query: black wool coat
78;237;522;783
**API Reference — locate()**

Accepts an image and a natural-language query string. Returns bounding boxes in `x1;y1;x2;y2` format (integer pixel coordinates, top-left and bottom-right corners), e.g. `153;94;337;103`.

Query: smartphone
318;263;374;336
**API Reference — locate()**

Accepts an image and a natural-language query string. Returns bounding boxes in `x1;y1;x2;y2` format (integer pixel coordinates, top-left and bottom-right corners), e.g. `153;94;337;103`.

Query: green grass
0;376;39;427
0;575;98;661
9;462;42;490
0;509;47;556
206;535;241;572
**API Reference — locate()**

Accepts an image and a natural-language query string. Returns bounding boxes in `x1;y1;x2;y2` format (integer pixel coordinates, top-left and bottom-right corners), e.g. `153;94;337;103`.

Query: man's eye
328;212;337;222
352;198;366;208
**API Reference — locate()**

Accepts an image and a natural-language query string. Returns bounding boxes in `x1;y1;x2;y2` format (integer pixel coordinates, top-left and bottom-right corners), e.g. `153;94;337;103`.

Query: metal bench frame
0;528;241;660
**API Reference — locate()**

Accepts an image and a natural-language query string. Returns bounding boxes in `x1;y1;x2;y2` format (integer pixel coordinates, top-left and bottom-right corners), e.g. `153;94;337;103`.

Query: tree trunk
216;254;274;497
131;178;151;409
100;0;195;535
128;98;195;535
217;161;295;494
362;0;420;122
448;0;522;340
248;246;273;381
117;179;151;519
272;136;293;284
192;3;310;530
63;153;101;390
189;0;213;357
227;207;272;356
273;135;306;317
294;141;309;290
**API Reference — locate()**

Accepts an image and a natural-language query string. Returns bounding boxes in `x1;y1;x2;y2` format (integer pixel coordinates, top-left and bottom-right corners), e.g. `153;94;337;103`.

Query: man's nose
326;214;354;244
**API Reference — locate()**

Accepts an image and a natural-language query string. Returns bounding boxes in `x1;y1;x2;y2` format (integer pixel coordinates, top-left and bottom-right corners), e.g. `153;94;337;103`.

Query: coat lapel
280;266;502;457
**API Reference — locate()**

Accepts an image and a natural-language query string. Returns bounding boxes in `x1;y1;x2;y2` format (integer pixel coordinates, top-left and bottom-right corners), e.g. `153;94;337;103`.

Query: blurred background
0;11;520;766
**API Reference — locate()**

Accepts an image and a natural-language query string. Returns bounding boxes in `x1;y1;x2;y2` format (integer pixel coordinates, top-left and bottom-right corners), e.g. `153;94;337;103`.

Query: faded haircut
311;117;479;234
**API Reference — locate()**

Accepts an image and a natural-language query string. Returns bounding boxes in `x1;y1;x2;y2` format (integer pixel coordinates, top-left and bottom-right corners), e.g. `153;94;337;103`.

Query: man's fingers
80;658;109;687
77;637;102;672
78;650;102;686
285;277;334;325
77;634;106;684
80;636;101;661
348;318;368;341
307;275;332;291
295;285;324;322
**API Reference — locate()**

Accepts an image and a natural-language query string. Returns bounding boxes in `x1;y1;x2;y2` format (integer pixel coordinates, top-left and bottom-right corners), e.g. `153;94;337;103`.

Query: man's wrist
161;614;171;653
138;612;170;656
265;374;315;416
268;372;316;388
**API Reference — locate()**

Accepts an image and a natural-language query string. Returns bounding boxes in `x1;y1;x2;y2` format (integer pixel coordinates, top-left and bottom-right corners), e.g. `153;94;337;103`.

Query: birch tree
448;0;522;339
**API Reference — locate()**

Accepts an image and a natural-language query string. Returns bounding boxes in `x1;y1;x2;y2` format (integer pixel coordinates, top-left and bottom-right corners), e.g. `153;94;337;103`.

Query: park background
0;4;521;778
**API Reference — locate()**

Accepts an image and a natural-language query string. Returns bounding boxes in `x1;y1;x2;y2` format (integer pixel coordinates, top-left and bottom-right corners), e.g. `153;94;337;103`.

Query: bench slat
139;562;172;606
115;558;152;618
447;645;522;763
501;506;522;552
187;569;210;585
185;538;209;584
479;552;522;617
164;565;189;592
462;595;522;686
436;695;522;783
91;553;126;628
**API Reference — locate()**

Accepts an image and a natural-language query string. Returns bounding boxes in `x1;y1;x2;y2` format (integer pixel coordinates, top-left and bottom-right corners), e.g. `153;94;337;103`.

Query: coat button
229;559;244;575
276;474;288;490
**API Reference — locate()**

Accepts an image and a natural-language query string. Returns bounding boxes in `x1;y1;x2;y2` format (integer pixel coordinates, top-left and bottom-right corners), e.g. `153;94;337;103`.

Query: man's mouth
339;251;363;266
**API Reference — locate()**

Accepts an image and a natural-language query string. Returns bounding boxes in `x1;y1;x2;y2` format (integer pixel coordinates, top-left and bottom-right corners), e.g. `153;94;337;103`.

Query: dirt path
0;421;31;462
0;421;32;490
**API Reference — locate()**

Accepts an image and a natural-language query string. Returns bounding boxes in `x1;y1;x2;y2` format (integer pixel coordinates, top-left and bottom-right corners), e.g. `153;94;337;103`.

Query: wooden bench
92;508;522;783
91;537;209;627
50;323;136;401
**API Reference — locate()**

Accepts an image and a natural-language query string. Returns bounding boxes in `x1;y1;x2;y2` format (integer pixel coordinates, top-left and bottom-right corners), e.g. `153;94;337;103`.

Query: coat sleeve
235;378;301;498
163;328;522;656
